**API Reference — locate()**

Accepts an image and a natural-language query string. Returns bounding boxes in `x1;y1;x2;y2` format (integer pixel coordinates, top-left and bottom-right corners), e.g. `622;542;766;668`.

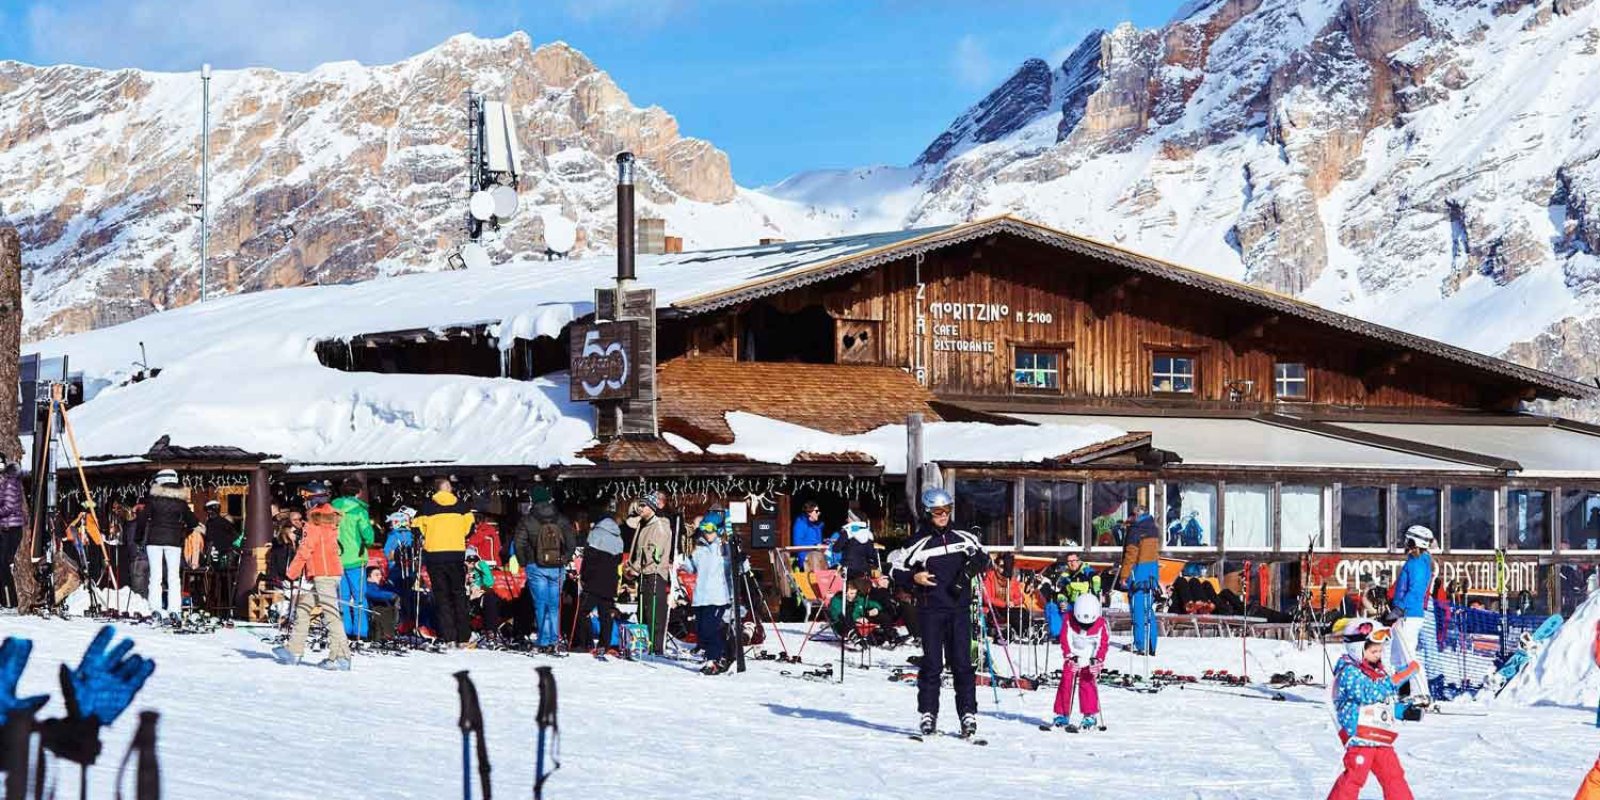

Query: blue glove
0;637;49;716
59;625;155;726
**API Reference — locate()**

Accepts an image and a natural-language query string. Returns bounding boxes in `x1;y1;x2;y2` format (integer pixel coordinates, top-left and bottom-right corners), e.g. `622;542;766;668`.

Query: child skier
1053;594;1109;730
1327;617;1419;800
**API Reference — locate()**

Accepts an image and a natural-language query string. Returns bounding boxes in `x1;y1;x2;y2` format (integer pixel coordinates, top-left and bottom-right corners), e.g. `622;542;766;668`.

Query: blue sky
0;0;1182;186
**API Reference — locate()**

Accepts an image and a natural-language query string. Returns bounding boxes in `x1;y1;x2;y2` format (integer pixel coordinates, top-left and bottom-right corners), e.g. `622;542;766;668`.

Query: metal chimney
616;152;636;284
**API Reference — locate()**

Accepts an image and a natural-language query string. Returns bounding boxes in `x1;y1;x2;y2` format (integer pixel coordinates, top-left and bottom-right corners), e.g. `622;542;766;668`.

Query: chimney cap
616;151;635;185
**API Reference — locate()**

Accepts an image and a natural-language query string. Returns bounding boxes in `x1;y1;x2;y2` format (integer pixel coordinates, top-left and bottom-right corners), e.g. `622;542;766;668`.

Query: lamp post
200;63;211;302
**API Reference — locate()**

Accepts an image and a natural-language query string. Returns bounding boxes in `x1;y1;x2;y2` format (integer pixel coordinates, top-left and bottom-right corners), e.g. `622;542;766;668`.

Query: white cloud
23;0;496;71
952;34;994;89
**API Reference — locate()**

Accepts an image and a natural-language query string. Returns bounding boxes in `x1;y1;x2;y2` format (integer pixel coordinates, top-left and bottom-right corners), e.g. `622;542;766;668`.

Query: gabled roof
668;216;1593;401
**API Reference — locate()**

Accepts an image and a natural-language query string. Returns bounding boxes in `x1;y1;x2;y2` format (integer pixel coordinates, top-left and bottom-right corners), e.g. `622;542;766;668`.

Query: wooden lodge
43;215;1600;617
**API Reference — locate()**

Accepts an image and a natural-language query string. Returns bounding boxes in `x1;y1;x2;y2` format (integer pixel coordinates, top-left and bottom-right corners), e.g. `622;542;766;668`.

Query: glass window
1559;561;1599;615
1224;484;1271;550
1151;354;1196;394
1091;481;1149;548
1013;349;1062;391
1397;487;1440;540
1163;482;1216;548
1023;480;1083;548
1507;490;1550;551
1274;363;1308;400
1561;490;1600;552
1279;485;1326;551
1340;486;1388;549
955;479;1014;547
1449;488;1495;550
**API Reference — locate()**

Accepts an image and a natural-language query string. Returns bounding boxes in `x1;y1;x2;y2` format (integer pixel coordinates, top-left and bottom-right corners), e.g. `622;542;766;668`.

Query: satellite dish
469;190;496;222
491;184;519;219
543;212;577;253
460;242;491;270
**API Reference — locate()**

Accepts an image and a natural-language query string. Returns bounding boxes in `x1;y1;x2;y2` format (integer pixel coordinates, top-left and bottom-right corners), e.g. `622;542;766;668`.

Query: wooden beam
1226;314;1280;352
1087;274;1142;319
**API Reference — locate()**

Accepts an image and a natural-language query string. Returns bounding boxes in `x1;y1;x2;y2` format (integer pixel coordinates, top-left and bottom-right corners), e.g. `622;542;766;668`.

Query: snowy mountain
0;33;833;339
767;0;1600;414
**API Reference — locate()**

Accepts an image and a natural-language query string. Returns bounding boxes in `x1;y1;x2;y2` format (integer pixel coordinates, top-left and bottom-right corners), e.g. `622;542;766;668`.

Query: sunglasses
930;507;952;515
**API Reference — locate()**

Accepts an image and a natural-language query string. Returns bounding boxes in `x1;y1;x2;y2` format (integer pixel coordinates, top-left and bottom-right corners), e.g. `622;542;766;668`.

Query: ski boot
918;713;937;737
1079;714;1099;731
1052;714;1072;729
959;713;978;739
271;646;298;665
318;658;352;672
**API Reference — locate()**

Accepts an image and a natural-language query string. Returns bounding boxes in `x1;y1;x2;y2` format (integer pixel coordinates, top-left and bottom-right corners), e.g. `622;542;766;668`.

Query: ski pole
980;588;1026;699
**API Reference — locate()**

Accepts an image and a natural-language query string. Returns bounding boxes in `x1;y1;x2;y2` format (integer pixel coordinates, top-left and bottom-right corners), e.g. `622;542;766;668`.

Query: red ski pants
1327;746;1413;800
1052;665;1100;717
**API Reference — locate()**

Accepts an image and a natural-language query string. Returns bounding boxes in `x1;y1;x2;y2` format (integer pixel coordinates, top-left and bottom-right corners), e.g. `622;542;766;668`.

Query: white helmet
843;520;872;543
1072;593;1103;626
1404;525;1434;549
1338;616;1390;660
153;469;179;486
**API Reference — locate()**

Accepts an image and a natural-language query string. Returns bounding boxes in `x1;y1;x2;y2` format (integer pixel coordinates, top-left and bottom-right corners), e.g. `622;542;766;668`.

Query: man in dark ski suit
892;487;990;738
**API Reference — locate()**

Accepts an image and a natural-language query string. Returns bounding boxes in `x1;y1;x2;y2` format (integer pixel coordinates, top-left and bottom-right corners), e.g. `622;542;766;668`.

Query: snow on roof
708;411;1129;473
22;228;947;467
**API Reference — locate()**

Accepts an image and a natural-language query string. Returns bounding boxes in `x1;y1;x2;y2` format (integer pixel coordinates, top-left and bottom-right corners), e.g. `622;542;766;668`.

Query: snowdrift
1500;591;1600;708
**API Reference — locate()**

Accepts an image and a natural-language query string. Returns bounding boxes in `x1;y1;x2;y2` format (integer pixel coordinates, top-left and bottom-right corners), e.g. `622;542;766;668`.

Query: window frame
1150;351;1199;395
1273;361;1310;401
1337;485;1391;552
1011;345;1066;394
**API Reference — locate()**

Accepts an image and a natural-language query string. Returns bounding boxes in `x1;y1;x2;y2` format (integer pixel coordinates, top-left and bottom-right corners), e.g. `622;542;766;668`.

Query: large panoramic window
1279;485;1326;551
1164;482;1216;548
1224;484;1271;550
1562;490;1600;551
1340;486;1388;549
1507;489;1550;551
955;478;1014;547
1091;481;1149;547
1274;363;1309;400
1449;488;1496;551
1023;480;1083;548
1013;348;1063;391
1398;487;1441;541
1151;354;1196;394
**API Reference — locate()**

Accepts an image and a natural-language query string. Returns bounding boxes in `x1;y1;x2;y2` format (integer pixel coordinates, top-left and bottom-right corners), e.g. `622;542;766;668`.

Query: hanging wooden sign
569;320;639;402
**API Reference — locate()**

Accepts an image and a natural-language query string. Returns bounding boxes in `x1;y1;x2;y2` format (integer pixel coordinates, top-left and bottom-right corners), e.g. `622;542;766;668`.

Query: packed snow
3;614;1595;799
1502;591;1600;709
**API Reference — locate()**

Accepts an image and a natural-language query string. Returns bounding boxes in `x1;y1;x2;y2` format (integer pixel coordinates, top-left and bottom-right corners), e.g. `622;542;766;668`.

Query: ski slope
3;614;1594;799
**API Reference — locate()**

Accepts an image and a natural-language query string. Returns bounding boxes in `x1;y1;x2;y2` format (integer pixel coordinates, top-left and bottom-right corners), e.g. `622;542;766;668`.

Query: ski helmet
386;511;411;528
843;520;872;542
465;545;480;561
1338;616;1390;659
920;487;954;512
153;469;179;486
1072;593;1103;625
1404;525;1434;549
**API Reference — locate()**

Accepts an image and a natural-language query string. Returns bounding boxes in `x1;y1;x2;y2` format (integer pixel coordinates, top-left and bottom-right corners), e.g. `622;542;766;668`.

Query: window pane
1172;375;1194;393
955;479;1014;547
1174;357;1194;375
1559;561;1600;615
1164;482;1216;547
1340;486;1387;549
1507;490;1550;551
1091;481;1148;547
1154;357;1171;374
1561;490;1600;551
1275;363;1308;399
1279;485;1325;550
1449;488;1495;550
1224;484;1271;549
1024;480;1082;548
1397;487;1440;540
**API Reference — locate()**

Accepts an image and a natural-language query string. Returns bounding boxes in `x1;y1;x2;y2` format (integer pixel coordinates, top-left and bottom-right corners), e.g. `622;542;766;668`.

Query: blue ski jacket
1331;654;1417;747
684;537;732;607
792;515;826;549
1391;552;1432;618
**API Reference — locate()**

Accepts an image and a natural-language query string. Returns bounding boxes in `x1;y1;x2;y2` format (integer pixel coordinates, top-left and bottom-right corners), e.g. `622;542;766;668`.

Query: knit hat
530;485;554;504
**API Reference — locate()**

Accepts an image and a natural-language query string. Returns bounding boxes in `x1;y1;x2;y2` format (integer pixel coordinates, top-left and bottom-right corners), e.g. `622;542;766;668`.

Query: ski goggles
1342;621;1391;644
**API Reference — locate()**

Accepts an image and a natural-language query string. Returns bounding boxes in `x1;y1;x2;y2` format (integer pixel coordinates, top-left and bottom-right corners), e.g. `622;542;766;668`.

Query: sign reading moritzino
569;321;639;402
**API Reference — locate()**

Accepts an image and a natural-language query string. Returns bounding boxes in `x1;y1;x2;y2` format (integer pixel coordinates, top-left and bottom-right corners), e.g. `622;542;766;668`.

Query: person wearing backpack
513;485;575;653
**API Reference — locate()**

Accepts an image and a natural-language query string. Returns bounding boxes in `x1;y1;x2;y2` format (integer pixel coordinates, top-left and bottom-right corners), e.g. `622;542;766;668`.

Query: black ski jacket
891;521;989;613
135;485;199;548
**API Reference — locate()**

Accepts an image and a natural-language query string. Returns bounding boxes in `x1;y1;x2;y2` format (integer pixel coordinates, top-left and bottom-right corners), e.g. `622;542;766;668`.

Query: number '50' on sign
569;321;638;401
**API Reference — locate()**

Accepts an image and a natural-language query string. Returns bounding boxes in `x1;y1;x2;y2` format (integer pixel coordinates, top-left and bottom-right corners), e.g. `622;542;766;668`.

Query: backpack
535;521;566;568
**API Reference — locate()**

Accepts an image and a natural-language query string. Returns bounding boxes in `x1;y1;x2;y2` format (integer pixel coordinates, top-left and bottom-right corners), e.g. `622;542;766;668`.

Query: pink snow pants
1327;746;1413;800
1052;665;1100;717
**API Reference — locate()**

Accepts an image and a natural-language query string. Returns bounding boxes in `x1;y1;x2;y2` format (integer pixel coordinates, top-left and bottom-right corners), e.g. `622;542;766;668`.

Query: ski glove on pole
0;638;48;717
42;625;156;766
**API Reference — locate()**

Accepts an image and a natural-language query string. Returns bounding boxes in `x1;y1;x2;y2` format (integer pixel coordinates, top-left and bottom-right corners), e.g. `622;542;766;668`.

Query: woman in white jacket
684;521;732;675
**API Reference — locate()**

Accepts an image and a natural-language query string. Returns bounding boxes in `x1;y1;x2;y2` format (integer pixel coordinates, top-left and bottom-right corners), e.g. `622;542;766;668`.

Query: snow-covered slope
1501;591;1600;708
761;0;1600;415
5;615;1593;799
